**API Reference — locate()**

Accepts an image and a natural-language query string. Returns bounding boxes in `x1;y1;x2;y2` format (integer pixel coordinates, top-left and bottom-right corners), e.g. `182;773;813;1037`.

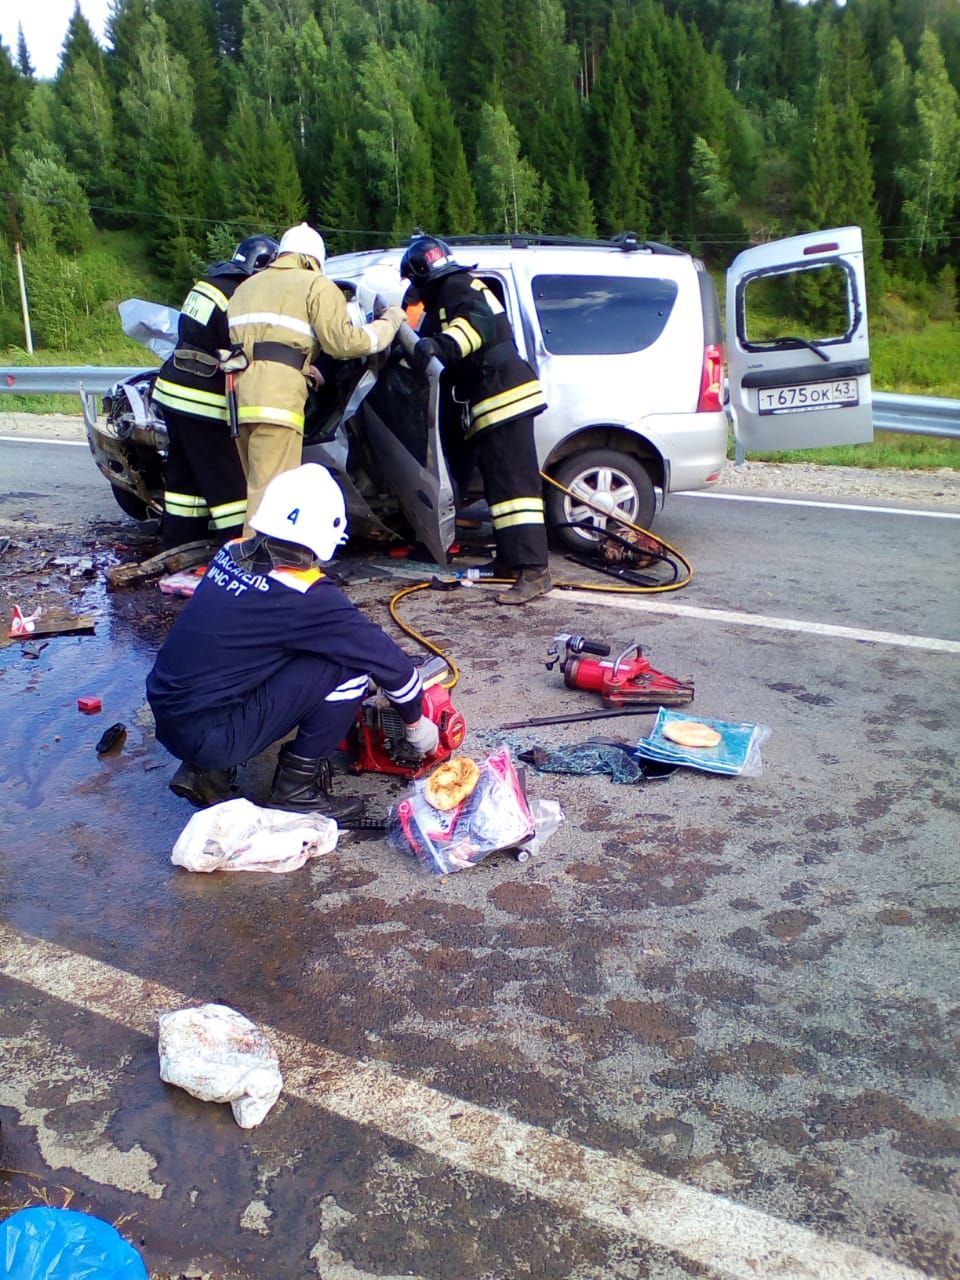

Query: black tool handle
574;637;612;657
226;373;240;439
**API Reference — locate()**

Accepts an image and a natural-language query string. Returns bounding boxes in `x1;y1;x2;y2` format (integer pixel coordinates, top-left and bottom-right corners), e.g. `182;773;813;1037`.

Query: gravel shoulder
4;411;960;507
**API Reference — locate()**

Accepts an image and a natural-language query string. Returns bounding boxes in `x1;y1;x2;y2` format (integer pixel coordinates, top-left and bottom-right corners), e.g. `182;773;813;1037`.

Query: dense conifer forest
0;0;957;354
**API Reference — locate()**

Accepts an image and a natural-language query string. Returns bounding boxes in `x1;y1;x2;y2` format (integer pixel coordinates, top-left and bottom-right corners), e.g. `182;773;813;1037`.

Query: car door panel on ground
725;226;873;452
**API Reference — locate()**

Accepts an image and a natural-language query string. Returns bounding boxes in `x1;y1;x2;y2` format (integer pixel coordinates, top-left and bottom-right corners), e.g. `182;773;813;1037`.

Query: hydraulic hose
388;470;694;691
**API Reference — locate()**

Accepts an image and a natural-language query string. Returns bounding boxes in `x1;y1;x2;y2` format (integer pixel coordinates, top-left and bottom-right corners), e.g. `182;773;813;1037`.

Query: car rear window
532;274;679;355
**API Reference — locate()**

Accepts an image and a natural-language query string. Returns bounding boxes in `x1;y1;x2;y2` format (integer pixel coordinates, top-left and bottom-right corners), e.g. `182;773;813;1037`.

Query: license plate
757;379;860;414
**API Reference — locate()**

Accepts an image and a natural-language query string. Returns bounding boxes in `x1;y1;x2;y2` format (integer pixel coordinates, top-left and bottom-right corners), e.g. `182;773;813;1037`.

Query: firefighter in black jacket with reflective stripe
401;235;552;605
153;235;279;549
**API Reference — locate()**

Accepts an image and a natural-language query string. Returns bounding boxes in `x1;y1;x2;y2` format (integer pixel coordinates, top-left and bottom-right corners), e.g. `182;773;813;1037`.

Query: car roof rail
439;232;687;256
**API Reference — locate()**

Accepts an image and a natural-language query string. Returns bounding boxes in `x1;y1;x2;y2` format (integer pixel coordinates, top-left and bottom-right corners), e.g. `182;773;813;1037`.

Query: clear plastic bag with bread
389;747;537;874
634;707;771;777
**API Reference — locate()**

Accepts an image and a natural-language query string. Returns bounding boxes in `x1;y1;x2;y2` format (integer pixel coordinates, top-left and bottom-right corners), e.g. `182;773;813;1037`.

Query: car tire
545;449;656;554
110;483;152;523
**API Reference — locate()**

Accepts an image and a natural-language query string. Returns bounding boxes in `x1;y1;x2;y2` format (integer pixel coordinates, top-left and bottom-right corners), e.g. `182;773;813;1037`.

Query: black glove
412;337;440;375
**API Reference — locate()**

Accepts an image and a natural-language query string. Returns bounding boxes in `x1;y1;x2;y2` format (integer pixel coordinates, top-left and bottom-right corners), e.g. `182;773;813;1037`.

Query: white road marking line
0;435;88;447
0;923;929;1280
677;491;960;519
557;590;960;655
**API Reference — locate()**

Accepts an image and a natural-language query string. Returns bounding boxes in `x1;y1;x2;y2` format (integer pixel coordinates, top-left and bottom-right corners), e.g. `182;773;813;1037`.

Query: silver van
84;227;873;563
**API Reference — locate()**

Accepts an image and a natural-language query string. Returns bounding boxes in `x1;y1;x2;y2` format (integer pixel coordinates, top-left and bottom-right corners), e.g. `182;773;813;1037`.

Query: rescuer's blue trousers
153;655;367;769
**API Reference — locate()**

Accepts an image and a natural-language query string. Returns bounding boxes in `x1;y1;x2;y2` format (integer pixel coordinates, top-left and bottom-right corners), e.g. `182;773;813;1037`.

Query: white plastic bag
158;1004;282;1128
172;797;337;874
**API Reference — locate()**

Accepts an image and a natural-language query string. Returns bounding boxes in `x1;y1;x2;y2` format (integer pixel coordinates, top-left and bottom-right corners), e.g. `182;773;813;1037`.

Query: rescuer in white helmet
146;464;439;818
227;223;407;532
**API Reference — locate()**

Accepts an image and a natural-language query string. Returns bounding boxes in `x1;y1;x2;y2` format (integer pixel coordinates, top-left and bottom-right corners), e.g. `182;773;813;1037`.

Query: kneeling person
146;464;439;820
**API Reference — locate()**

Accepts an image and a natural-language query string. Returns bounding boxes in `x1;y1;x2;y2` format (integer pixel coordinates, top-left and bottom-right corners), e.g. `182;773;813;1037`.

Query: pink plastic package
389;747;536;875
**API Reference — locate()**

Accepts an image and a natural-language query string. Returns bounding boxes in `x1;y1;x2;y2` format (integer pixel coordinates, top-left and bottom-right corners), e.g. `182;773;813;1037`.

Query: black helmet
232;234;280;274
399;235;463;285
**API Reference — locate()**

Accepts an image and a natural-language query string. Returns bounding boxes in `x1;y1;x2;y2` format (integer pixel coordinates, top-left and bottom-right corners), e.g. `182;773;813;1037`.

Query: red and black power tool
348;654;466;779
545;634;694;708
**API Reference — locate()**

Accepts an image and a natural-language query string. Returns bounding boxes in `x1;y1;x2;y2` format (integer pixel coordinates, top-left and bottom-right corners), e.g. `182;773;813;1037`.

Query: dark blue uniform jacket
146;543;424;726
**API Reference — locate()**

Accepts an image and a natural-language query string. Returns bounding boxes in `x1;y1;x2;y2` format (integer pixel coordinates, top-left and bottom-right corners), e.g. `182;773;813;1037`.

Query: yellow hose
388;470;694;691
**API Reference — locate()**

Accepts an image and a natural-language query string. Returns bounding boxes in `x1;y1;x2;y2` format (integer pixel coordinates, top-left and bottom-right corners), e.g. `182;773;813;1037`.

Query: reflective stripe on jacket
421;274;547;438
227;254;397;432
153;266;248;423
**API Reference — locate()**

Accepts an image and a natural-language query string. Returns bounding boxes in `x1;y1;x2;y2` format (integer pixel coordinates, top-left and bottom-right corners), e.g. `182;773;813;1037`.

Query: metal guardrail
0;366;146;396
2;368;959;440
872;391;960;439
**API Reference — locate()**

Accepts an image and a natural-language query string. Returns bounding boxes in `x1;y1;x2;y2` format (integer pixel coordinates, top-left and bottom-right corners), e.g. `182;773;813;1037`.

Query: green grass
736;429;960;469
0;228;164;412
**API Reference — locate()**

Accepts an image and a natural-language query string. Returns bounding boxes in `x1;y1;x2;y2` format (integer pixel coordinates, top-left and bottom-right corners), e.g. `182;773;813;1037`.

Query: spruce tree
118;13;208;279
60;4;106;80
0;39;29;200
414;73;478;234
222;103;307;233
596;80;648;237
443;0;505;155
155;0;224;154
16;25;34;81
873;37;911;233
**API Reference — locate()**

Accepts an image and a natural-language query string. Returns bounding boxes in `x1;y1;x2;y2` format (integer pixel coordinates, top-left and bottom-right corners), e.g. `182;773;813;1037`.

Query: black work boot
169;762;239;807
267;746;365;822
496;567;553;605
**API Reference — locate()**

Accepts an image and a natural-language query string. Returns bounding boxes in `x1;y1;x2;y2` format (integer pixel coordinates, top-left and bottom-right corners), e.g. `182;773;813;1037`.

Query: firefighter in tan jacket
228;223;405;529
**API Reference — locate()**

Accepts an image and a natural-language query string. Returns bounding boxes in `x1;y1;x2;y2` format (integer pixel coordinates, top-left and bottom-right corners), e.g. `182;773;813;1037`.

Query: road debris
21;638;49;660
96;722;128;755
107;539;216;590
171;797;338;874
9;603;41;636
158;1003;282;1128
158;566;207;597
9;605;96;640
77;696;102;715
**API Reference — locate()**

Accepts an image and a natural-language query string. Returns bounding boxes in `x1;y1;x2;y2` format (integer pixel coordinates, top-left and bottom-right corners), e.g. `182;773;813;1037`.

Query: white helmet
249;464;348;561
278;222;326;267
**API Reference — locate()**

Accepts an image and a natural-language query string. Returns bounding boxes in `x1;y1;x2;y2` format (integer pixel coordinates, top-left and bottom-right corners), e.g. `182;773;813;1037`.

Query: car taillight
697;343;723;413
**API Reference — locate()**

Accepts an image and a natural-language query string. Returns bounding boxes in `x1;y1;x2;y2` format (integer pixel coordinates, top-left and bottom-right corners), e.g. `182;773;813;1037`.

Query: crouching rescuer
145;464;440;821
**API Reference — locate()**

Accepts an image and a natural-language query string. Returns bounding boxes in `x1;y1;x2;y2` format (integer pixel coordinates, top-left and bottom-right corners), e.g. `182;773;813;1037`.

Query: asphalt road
1;439;958;1280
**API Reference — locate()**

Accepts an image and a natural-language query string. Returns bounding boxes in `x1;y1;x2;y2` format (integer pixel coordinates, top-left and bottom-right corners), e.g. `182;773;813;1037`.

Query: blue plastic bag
0;1207;147;1279
634;708;771;777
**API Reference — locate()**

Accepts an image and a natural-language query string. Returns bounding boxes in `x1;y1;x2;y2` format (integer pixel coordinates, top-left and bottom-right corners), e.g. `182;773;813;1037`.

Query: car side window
532;274;679;355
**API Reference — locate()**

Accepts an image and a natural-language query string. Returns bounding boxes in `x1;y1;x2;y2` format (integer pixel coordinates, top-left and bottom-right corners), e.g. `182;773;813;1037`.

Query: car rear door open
726;226;873;452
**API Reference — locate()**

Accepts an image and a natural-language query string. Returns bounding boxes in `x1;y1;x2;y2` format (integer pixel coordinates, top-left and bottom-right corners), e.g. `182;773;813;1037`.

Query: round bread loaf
424;757;481;811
